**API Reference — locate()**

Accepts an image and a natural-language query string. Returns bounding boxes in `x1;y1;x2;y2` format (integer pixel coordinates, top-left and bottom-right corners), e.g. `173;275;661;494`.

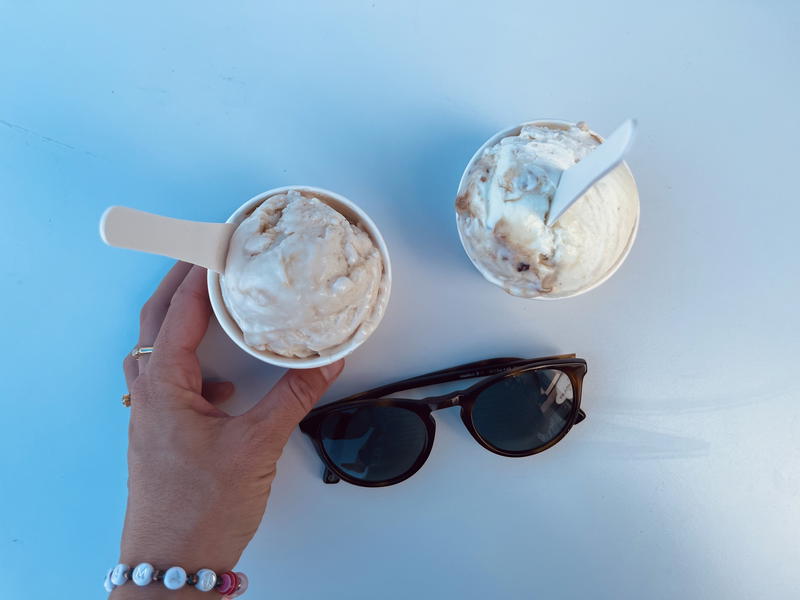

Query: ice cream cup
208;186;392;369
456;119;640;300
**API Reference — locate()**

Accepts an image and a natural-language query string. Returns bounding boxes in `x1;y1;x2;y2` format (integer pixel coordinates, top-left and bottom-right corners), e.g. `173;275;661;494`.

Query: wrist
107;565;247;599
120;499;241;573
119;530;237;575
111;585;207;600
121;467;246;572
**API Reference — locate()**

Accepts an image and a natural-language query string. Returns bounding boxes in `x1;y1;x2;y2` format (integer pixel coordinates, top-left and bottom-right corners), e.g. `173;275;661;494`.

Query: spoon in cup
546;118;637;226
99;206;235;272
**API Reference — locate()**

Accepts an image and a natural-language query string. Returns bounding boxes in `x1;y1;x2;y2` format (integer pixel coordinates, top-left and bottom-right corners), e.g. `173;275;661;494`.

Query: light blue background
1;1;798;598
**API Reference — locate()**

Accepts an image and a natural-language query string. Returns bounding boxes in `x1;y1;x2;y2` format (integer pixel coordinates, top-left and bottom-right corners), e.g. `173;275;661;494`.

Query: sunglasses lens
319;405;429;484
471;369;575;452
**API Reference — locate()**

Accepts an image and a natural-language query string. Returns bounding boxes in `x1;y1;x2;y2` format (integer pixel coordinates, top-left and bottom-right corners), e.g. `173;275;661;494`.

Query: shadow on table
576;417;710;459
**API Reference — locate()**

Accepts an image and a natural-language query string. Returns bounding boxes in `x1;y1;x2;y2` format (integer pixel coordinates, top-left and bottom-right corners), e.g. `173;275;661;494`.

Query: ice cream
456;121;639;298
220;190;385;358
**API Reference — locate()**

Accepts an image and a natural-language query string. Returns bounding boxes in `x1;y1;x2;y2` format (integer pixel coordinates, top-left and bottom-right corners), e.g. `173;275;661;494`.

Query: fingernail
320;360;344;382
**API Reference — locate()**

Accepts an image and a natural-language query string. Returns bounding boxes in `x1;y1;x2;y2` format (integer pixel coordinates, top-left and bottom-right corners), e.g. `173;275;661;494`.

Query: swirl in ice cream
221;190;384;358
456;122;638;298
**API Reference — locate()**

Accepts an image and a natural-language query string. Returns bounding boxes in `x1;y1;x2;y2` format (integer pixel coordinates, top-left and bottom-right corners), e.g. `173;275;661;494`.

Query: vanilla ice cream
221;190;385;358
456;121;639;298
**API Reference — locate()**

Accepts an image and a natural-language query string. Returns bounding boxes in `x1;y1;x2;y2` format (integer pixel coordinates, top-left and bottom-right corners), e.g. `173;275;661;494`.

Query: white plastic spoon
99;206;236;272
546;119;637;225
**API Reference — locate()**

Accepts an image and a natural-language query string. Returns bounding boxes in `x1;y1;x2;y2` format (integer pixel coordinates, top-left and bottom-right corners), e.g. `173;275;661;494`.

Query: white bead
103;568;116;592
132;562;155;586
231;572;248;597
195;569;217;592
111;563;130;586
163;566;187;590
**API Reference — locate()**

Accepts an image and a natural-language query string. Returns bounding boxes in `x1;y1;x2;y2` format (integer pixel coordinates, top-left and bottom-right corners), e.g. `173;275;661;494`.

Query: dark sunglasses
299;355;587;487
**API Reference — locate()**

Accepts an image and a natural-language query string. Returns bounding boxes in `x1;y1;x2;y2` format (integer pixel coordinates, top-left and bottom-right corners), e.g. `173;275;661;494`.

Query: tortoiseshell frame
299;355;587;487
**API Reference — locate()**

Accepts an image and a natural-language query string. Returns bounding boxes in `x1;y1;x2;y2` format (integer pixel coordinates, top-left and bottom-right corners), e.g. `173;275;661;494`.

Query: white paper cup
208;186;392;369
456;119;640;300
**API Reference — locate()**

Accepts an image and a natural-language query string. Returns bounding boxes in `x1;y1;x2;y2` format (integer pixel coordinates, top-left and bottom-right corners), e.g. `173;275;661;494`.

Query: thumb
244;359;345;441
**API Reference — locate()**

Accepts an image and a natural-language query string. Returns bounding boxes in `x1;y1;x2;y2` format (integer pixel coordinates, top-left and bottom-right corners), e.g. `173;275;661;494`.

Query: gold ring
122;393;131;407
131;346;154;359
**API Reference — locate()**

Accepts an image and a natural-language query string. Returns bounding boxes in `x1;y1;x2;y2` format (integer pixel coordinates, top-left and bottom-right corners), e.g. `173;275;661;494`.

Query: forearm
109;495;242;600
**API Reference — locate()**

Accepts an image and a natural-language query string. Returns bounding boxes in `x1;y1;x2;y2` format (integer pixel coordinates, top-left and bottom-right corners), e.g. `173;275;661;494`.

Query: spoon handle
99;206;235;272
548;119;637;225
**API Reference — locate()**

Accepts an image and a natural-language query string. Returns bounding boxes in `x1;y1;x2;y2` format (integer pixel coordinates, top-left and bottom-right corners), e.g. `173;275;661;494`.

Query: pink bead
217;571;238;596
231;572;248;597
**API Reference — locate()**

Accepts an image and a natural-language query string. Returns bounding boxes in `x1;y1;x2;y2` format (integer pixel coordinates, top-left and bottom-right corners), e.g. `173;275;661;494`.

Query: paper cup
208;186;392;369
456;119;640;300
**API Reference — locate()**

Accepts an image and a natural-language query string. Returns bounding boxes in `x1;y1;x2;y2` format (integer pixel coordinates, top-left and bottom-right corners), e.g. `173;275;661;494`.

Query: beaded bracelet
104;563;248;597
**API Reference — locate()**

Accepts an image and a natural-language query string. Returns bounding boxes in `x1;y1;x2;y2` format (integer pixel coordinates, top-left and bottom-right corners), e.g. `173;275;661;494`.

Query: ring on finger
131;346;154;360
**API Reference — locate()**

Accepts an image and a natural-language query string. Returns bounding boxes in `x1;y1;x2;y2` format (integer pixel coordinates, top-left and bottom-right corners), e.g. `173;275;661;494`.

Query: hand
112;263;343;599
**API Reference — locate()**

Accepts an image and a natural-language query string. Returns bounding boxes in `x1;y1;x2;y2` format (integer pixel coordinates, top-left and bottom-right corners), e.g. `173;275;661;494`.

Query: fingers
243;360;345;443
202;381;235;404
137;262;193;372
154;266;212;354
148;266;212;388
123;354;138;390
138;261;193;345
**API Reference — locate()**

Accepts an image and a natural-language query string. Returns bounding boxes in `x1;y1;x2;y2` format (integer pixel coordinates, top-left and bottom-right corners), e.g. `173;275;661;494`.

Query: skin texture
112;263;343;599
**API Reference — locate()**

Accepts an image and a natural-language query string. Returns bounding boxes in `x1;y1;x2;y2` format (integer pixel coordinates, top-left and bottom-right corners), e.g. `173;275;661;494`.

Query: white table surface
1;2;798;598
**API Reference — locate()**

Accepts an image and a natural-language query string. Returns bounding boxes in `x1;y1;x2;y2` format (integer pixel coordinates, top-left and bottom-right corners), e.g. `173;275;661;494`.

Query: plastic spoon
99;206;236;272
546;119;637;226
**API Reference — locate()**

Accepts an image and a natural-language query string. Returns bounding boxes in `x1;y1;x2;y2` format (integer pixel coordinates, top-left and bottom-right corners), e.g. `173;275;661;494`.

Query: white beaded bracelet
104;562;248;597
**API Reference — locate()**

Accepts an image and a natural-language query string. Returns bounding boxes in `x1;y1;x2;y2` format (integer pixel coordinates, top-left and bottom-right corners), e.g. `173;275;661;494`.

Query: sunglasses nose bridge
427;393;463;411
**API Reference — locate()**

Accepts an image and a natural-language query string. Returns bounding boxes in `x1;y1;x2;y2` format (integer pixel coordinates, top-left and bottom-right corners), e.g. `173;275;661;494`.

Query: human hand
112;263;343;599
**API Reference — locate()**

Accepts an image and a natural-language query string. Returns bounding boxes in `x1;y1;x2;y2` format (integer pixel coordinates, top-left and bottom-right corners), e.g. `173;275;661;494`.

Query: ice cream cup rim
456;119;640;300
208;185;392;369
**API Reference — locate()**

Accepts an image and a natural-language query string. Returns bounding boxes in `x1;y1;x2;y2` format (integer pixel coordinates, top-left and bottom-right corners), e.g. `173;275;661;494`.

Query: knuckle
285;373;322;414
123;356;139;383
139;301;153;325
173;283;190;299
129;376;147;396
173;283;203;305
241;421;286;463
130;376;154;407
241;420;270;446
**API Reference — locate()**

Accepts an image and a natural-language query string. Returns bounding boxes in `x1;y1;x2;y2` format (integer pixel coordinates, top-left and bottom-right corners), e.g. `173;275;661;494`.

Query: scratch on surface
136;85;168;94
220;75;246;86
0;118;96;156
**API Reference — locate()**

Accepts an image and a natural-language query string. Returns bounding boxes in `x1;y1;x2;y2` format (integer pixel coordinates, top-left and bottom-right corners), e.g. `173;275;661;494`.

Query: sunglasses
299;354;587;487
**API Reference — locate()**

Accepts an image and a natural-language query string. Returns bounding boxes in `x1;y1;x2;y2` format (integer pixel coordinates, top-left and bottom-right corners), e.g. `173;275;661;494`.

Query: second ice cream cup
456;119;640;300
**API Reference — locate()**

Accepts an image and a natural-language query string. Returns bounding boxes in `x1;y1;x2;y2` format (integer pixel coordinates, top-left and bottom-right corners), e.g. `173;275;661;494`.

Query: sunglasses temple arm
576;408;587;424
